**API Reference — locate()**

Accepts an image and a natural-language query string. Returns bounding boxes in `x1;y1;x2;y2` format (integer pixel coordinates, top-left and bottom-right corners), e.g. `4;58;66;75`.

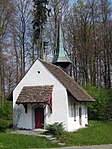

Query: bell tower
52;7;72;71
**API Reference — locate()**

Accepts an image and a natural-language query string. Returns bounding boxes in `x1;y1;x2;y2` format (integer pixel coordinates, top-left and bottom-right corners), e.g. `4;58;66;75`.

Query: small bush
0;101;12;120
46;122;65;137
0;118;9;130
0;101;13;130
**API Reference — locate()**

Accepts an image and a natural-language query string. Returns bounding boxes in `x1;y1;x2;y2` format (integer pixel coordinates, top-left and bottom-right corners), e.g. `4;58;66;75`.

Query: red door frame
35;107;44;129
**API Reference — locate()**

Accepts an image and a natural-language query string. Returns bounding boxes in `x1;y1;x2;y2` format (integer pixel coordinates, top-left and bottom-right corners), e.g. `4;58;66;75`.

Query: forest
0;0;112;107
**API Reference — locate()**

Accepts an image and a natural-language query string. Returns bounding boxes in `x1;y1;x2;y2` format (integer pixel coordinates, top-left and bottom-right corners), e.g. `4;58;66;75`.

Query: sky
69;0;74;4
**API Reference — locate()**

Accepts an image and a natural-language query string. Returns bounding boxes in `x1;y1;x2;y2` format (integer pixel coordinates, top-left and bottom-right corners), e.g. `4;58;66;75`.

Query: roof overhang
67;90;95;102
16;85;53;104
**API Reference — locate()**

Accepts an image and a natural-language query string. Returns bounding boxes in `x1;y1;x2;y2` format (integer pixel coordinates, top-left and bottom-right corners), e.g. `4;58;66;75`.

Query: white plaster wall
14;104;32;129
67;96;88;131
13;60;68;130
67;98;81;131
45;86;69;131
81;104;88;127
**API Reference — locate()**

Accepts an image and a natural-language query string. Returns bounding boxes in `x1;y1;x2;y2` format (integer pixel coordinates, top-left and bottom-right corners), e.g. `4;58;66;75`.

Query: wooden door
35;107;44;128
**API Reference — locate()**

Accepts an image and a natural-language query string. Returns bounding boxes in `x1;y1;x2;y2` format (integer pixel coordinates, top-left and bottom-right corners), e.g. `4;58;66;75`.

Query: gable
13;59;66;106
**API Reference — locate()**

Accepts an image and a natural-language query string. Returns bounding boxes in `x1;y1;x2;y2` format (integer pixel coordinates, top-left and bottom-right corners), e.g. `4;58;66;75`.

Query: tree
15;0;33;76
0;0;15;106
63;0;112;88
32;0;50;59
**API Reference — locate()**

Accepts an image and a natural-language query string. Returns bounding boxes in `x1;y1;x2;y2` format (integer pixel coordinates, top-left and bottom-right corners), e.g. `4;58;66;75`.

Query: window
69;102;73;117
74;104;76;121
69;102;77;120
85;105;88;118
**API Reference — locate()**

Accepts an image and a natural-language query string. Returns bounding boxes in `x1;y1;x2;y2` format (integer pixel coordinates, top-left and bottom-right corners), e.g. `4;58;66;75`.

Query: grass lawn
0;121;112;148
0;133;59;149
59;121;112;146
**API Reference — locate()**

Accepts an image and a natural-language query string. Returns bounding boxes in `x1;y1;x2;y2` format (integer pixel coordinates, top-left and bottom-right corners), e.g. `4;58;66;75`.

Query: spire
52;24;72;69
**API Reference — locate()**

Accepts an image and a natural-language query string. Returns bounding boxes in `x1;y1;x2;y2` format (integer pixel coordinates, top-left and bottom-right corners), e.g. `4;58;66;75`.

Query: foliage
84;84;112;122
45;122;65;137
32;0;50;41
0;101;12;119
0;133;59;149
0;118;10;130
59;121;112;146
0;101;13;129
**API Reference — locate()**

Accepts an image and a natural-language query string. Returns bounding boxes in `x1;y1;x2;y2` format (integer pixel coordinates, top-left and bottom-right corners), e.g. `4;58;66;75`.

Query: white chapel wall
67;95;88;131
13;60;68;130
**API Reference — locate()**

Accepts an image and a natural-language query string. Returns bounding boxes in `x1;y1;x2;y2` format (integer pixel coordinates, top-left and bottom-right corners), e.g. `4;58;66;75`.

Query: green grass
59;121;112;146
0;133;59;149
0;121;112;148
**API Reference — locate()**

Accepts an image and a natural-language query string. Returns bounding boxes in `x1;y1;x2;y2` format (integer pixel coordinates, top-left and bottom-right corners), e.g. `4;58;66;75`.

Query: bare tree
0;0;15;105
63;0;112;87
14;0;32;77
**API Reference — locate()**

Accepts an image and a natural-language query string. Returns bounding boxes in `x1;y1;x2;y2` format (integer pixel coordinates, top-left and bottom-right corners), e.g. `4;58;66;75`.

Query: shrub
0;101;13;129
45;122;65;137
84;84;112;123
0;118;9;130
0;101;12;120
